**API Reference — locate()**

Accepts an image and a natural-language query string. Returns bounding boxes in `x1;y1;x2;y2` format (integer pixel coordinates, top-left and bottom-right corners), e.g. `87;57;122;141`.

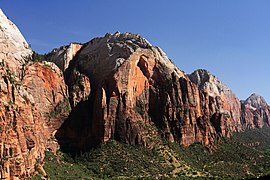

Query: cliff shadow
55;95;104;155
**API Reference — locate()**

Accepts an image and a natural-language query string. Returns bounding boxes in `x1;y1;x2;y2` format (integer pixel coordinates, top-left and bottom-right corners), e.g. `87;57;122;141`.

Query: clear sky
1;0;270;103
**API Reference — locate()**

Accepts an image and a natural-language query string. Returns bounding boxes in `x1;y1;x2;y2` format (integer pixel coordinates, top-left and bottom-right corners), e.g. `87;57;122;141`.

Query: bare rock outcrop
189;69;242;137
0;10;69;179
45;43;82;72
244;93;268;109
45;42;89;108
56;33;245;152
241;93;270;128
22;61;70;124
1;7;270;178
0;62;69;179
0;9;32;78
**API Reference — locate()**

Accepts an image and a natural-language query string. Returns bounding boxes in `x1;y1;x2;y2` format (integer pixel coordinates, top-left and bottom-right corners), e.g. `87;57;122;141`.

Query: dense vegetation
32;141;176;179
167;127;270;179
32;127;270;179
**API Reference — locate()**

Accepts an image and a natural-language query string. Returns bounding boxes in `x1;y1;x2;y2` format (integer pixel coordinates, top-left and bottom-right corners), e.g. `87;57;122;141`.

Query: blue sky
1;0;270;103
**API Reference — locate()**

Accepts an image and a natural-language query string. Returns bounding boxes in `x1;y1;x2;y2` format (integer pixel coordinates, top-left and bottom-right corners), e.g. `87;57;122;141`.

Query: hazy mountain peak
245;93;268;109
189;69;231;97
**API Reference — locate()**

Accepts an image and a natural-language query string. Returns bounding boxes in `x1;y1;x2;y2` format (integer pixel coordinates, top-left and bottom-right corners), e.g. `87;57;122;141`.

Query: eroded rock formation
0;9;32;78
0;10;69;179
241;93;270;128
56;32;250;152
46;43;83;72
189;69;242;137
1;8;270;179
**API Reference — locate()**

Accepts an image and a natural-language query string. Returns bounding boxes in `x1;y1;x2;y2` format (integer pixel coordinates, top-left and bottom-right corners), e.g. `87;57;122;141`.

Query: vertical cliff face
2;7;270;178
189;69;242;136
0;62;69;179
45;43;83;72
57;32;188;151
241;93;270;128
0;10;69;179
56;32;247;152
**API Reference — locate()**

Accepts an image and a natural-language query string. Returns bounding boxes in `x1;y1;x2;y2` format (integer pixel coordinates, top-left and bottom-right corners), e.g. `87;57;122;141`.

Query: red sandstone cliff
189;69;242;137
1;8;270;179
0;10;69;179
56;32;250;152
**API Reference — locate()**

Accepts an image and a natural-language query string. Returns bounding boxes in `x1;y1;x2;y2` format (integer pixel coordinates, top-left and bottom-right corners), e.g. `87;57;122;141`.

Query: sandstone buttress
0;9;70;179
56;32;265;152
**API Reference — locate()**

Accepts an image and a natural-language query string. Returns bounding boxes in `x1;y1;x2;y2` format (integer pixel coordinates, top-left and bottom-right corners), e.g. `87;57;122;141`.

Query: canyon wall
0;10;70;179
1;9;270;179
56;32;263;152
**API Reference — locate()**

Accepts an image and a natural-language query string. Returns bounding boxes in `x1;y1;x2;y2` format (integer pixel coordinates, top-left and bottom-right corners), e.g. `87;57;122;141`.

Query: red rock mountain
189;69;242;137
1;10;270;179
241;93;270;129
55;33;268;152
0;10;70;179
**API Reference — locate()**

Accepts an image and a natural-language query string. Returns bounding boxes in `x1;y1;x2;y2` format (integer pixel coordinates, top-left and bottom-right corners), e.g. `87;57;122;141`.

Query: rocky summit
0;9;270;179
241;93;270;129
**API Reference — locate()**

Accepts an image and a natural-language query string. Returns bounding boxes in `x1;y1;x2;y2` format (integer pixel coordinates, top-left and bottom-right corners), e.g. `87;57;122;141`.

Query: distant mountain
241;93;270;129
244;93;268;109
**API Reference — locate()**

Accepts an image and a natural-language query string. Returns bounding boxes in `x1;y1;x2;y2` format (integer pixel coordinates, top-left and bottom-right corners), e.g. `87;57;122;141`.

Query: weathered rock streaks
0;9;32;78
46;43;82;72
241;93;270;129
0;9;69;179
1;8;270;179
56;33;269;153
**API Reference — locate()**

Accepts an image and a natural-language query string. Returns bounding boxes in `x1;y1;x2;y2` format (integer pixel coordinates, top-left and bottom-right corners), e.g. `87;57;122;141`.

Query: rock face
189;69;242;136
241;93;270;128
56;33;246;152
0;9;32;77
0;10;69;179
1;8;270;178
45;43;83;72
22;61;70;123
244;93;268;109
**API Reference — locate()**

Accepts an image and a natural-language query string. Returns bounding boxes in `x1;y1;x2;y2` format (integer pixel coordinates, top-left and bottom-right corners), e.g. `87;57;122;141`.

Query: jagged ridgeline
0;9;270;179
